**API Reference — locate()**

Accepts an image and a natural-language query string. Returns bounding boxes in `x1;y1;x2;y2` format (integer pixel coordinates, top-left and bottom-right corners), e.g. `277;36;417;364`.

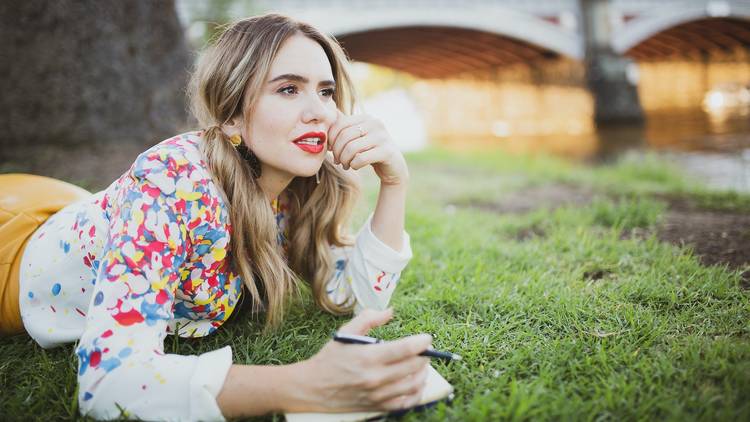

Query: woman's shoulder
129;131;211;199
131;131;207;186
101;130;230;235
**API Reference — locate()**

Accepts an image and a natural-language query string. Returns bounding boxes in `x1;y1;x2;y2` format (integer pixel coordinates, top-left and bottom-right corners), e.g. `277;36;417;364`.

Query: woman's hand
327;109;410;186
291;308;431;413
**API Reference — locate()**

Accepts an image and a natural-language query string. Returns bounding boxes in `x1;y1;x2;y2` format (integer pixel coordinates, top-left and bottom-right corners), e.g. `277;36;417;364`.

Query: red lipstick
292;131;326;154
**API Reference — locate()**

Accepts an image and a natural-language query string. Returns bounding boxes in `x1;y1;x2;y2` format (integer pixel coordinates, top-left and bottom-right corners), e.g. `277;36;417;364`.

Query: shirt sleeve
75;154;231;421
325;212;413;314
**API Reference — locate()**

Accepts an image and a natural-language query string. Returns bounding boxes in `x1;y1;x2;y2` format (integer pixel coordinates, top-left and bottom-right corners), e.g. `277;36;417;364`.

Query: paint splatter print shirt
18;131;413;421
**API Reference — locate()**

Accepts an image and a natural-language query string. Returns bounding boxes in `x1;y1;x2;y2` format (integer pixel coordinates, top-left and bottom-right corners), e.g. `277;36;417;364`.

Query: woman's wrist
372;148;409;187
379;179;408;190
280;359;321;413
370;180;408;252
216;362;312;417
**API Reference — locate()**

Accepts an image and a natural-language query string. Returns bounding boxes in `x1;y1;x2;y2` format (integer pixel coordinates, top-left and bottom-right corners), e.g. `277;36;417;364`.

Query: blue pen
333;332;462;361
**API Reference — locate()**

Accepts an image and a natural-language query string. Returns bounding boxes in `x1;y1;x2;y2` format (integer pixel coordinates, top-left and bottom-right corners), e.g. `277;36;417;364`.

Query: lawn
1;146;749;421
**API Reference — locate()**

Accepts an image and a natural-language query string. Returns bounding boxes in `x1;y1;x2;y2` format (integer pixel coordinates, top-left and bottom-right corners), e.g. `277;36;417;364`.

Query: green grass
2;146;749;421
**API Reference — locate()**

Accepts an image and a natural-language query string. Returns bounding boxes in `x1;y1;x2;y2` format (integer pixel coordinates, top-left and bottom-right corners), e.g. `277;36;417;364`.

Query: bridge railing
254;0;579;15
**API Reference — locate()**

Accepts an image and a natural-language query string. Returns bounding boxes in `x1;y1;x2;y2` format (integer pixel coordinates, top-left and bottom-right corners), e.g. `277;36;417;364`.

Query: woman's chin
292;167;322;179
287;157;325;179
305;162;326;176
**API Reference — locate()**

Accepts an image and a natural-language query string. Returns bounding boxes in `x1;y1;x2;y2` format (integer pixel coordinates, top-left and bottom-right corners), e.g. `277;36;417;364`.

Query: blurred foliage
178;0;263;48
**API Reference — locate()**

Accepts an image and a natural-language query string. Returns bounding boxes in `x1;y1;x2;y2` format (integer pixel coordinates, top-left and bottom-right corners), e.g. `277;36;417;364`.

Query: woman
0;13;432;421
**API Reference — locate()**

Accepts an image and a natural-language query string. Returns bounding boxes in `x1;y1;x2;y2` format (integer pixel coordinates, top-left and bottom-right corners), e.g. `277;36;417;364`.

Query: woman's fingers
382;393;423;411
327;111;368;156
372;364;429;405
378;375;427;410
332;121;373;165
348;146;387;171
306;306;433;414
339;137;376;170
371;355;429;386
336;308;393;335
371;334;432;364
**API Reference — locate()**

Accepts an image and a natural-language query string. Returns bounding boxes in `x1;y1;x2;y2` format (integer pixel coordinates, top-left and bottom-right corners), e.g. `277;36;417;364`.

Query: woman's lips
294;142;324;153
292;131;326;154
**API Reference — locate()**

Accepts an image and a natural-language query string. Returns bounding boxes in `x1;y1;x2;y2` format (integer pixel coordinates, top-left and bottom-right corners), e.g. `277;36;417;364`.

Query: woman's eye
278;85;335;97
278;85;297;95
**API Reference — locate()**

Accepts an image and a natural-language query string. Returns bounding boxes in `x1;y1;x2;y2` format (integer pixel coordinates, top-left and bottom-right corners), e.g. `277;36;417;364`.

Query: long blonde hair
187;13;361;329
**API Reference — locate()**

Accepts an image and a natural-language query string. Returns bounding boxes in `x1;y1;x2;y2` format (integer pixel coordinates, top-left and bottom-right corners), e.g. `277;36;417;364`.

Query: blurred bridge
255;0;750;123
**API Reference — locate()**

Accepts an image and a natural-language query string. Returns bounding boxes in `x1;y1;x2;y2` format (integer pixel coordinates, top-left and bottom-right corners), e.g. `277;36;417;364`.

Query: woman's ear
223;117;243;137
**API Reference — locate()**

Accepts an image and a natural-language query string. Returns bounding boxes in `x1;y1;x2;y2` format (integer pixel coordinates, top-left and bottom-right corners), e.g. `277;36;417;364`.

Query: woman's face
242;34;338;183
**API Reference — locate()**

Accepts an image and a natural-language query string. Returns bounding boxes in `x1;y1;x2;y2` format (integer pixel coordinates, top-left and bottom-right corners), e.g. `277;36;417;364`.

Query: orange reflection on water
409;78;597;158
354;58;750;159
637;50;750;112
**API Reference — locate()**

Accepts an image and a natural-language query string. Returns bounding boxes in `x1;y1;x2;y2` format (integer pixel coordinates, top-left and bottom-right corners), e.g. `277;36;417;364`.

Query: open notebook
285;365;454;422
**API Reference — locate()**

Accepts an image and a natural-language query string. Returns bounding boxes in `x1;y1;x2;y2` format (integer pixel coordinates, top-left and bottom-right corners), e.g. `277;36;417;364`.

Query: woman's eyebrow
268;73;335;87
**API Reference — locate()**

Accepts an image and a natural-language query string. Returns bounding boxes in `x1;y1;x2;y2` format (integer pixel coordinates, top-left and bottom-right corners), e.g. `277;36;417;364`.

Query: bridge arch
612;1;750;54
291;7;582;60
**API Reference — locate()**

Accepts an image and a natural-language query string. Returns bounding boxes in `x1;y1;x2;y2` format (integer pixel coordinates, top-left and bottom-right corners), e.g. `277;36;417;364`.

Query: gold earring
229;134;242;147
315;170;320;184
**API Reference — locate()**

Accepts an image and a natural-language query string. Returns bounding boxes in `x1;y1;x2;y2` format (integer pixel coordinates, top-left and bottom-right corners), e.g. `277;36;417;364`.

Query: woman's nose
301;92;336;124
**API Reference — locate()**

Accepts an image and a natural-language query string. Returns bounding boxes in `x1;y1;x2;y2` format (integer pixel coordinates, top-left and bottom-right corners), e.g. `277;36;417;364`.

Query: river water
601;109;750;192
364;89;750;193
357;61;750;193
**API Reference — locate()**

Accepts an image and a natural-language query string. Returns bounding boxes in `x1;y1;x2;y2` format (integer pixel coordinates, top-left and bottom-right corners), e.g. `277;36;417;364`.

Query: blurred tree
178;0;262;48
0;0;191;150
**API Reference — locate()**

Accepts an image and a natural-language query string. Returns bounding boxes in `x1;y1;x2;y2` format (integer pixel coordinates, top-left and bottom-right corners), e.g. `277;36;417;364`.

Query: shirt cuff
355;212;413;274
189;345;233;422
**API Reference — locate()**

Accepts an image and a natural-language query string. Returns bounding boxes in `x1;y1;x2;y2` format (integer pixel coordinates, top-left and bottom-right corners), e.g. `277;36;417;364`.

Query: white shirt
18;131;412;421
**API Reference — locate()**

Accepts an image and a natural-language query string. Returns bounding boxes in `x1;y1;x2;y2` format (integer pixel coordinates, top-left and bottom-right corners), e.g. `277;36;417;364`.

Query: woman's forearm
216;362;307;417
370;182;408;252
